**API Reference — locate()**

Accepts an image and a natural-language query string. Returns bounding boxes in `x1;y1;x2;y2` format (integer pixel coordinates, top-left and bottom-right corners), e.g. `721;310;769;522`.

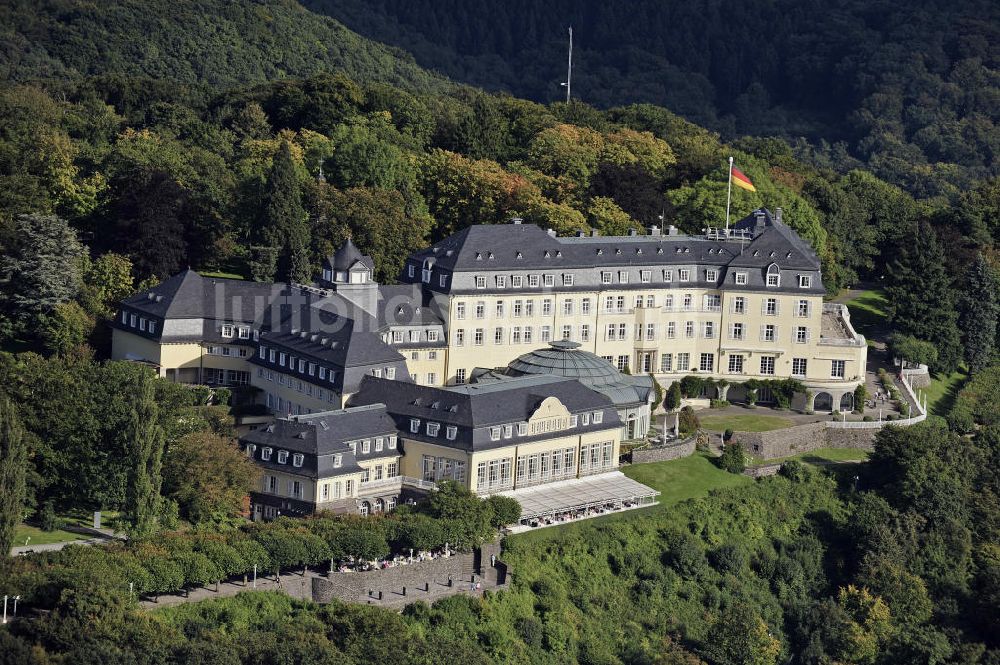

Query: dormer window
361;439;371;453
245;444;257;457
439;275;447;287
149;322;156;334
517;422;528;436
496;275;507;288
421;259;433;283
427;422;440;436
512;275;523;288
261;447;272;461
388;435;397;449
375;438;384;452
490;426;501;441
446;426;457;440
570;415;579;427
408;265;415;278
528;275;539;287
130;314;137;327
798;275;812;288
221;325;233;338
503;424;513;438
333;454;342;468
663;269;673;281
706;269;718;282
767;264;781;287
735;272;748;285
679;269;690;282
292;453;304;468
543;274;555;287
593;411;604;424
410;418;420;433
121;310;128;324
238;327;250;339
279;352;286;367
563;274;574;286
277;450;288;464
601;271;612;284
475;276;487;289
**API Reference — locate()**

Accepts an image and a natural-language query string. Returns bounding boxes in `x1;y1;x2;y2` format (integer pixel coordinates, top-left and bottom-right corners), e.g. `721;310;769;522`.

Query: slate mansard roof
241;404;398;478
349;374;621;452
403;209;825;295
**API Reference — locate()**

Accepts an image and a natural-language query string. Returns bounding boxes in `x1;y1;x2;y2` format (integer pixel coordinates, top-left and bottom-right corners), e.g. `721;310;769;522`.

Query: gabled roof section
324;238;374;273
122;270;279;320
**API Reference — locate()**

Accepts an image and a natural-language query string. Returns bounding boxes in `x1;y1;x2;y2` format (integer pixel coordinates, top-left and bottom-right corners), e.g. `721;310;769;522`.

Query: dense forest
305;0;999;197
0;2;999;663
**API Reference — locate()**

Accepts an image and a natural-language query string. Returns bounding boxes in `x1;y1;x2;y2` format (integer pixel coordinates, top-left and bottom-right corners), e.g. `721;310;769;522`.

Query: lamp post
253;564;257;589
11;596;18;621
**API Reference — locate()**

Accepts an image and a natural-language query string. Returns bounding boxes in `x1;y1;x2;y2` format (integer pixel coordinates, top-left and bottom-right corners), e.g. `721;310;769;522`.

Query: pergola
499;471;659;529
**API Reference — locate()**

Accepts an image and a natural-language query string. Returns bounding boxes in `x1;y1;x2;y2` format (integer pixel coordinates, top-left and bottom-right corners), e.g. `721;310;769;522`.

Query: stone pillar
674;411;680;437
718;384;730;401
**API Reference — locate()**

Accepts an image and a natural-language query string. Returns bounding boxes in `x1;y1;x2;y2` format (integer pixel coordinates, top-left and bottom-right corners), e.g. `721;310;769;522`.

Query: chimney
546;228;557;238
576;230;587;237
775;207;783;224
591;229;600;237
628;229;637;236
649;225;661;236
667;225;679;236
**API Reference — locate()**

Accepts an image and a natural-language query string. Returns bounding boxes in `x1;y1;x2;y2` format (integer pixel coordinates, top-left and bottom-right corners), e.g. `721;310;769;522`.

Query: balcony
359;475;403;494
818;304;866;347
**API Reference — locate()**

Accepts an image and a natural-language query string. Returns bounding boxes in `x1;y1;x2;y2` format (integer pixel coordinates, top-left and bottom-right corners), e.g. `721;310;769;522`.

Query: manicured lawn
623;452;752;506
842;288;888;336
698;414;795;432
921;367;968;417
199;270;246;280
765;447;870;465
13;523;86;547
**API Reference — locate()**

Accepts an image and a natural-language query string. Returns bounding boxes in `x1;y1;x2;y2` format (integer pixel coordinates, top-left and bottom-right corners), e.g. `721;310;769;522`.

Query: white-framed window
541;325;552;342
663;269;673;282
660;353;673;372
455;329;465;346
129;313;137;328
581;298;591;314
831;359;846;378
292;453;304;468
728;354;744;374
121;310;128;324
139;318;147;331
561;324;572;339
762;324;776;342
699;353;714;372
149;321;158;334
490;426;501;441
446;426;457;440
426;372;437;384
767;265;781;287
494;327;504;344
601;271;612;284
386;367;396;380
677;353;690;371
795;326;809;343
408;265;415;278
685;321;695;338
495;301;505;317
666;322;676;339
792;358;807;377
456;302;466;319
706;269;718;282
475;276;487;289
679;269;690;282
503;424;513;438
455;368;467;384
410;418;420;433
562;299;573;315
517;422;528;436
298;359;305;373
371;368;383;378
239;327;250;339
798;275;812;288
512;275;523;288
277;450;288;464
496;275;507;288
732;297;746;314
760;356;776;375
513;300;523;317
333;454;342;468
221;325;233;338
388;435;397;449
618;270;629;283
640;270;651;283
563;274;574;286
735;272;748;285
730;322;744;340
796;300;811;317
279;352;286;366
764;298;779;316
362;439;371;453
702;322;715;339
543;274;555;287
593;411;603;424
261;447;272;461
427;330;439;342
427;422;440;436
475;301;485;318
581;324;590;341
529;275;540;288
474;328;484;346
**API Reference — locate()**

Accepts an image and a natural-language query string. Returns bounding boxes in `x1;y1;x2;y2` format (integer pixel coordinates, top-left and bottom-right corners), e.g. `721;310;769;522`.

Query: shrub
863;415;873;422
708;544;746;573
39;500;58;532
213;387;232;406
723;428;734;442
665;382;682;411
660;528;706;577
854;384;868;414
710;399;730;408
719;442;746;474
678;406;700;433
485;495;522;528
779;460;809;483
947;407;975;434
888;333;938;367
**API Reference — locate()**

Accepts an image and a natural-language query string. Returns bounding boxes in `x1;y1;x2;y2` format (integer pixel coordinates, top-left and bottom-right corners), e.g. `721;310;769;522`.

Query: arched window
766;263;781;287
359;501;370;516
374;498;384;513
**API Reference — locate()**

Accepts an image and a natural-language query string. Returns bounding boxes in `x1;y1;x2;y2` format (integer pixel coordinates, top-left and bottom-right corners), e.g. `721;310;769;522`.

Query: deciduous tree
0;395;27;557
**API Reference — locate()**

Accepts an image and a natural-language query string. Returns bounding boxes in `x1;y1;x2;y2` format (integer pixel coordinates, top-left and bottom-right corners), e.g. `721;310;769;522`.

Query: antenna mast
562;26;573;103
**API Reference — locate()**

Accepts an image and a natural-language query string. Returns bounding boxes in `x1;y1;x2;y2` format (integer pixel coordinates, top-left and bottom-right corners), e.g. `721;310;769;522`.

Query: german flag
731;166;756;192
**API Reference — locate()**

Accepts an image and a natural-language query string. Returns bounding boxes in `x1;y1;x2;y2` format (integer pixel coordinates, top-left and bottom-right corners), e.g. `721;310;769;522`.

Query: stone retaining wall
631;437;697;464
311;551;478;604
732;421;876;460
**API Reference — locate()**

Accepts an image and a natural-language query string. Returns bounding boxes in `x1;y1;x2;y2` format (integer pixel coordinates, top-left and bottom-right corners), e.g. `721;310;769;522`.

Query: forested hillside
304;0;1000;197
0;0;452;92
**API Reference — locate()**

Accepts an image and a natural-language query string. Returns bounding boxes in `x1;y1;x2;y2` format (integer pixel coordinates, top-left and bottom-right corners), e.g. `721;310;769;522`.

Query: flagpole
725;156;733;234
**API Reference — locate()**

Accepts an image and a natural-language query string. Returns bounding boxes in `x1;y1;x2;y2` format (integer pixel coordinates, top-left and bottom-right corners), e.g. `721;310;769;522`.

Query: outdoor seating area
333;548;454;573
499;471;659;532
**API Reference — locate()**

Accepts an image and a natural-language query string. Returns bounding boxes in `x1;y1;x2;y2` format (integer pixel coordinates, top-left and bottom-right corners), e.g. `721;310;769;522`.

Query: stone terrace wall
311;551;479;605
631;438;697;464
732;422;876;460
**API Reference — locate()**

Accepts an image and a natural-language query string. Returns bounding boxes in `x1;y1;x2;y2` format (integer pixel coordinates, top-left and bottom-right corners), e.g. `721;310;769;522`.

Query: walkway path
10;525;122;556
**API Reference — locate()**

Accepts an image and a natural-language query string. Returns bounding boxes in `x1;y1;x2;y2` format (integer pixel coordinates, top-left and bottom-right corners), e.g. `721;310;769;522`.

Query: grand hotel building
112;208;867;417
